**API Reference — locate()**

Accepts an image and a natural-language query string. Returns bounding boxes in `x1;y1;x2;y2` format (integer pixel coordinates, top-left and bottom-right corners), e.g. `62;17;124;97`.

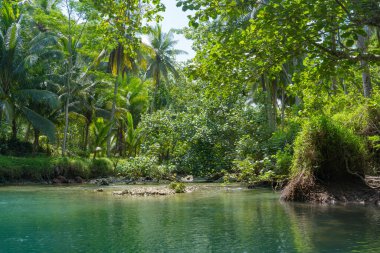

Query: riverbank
281;174;380;205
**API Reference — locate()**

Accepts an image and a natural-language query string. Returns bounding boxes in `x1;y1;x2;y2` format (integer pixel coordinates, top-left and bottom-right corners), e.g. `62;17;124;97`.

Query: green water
0;185;379;253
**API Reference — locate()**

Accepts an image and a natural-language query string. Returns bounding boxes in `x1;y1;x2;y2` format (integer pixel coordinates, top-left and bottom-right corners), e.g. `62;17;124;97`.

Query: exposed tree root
281;171;380;204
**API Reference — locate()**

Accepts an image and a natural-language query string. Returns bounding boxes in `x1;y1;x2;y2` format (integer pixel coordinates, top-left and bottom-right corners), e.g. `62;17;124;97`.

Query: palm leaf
22;107;56;143
5;22;19;51
16;89;60;109
2;99;14;122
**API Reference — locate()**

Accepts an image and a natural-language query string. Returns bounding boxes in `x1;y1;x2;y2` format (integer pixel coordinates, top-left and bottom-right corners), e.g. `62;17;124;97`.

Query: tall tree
0;0;58;142
146;24;186;111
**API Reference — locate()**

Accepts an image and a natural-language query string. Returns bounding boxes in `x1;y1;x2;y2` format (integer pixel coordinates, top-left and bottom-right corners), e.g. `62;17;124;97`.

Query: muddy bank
281;174;380;205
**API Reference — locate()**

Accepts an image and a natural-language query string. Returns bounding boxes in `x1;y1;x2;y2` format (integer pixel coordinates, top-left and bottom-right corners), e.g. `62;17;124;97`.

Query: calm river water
0;185;379;253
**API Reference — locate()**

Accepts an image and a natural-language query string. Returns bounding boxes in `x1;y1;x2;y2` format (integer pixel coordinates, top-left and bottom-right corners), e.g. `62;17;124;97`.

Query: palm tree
0;3;59;143
105;41;150;157
146;24;187;111
98;75;149;157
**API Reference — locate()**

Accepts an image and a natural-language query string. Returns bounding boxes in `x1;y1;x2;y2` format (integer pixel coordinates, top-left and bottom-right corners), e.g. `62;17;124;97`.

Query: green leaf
22;107;56;143
346;39;354;47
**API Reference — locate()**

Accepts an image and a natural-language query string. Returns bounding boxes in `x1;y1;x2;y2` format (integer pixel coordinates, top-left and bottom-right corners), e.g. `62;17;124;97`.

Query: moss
169;182;186;193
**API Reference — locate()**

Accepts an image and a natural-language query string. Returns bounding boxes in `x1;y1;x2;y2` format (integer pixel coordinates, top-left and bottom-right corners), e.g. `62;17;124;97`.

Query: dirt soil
281;174;380;205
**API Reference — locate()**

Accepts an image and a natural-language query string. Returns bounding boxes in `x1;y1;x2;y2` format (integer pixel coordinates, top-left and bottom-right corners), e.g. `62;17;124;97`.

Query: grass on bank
0;156;114;182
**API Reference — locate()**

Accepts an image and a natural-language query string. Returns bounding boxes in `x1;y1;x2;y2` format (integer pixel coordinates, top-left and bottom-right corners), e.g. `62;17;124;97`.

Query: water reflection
281;201;380;253
0;186;379;253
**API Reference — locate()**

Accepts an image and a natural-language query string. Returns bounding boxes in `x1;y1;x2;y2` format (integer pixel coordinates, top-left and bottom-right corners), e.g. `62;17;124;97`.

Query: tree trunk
33;129;40;153
357;27;372;98
267;78;277;132
11;118;17;140
62;97;69;156
151;64;160;113
117;125;124;157
360;60;372;98
84;121;90;152
330;22;338;92
281;88;286;128
341;78;348;95
0;107;2;127
24;123;31;142
107;78;119;157
62;0;73;156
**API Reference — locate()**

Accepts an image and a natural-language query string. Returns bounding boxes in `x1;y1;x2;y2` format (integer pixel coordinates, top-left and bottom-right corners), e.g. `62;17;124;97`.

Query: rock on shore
113;187;175;196
112;185;199;197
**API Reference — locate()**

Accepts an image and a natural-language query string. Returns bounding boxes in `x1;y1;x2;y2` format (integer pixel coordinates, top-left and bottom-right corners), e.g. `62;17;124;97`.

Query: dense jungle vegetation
0;0;379;187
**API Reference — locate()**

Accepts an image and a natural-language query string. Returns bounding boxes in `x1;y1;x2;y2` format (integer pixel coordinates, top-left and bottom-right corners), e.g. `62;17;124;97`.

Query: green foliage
274;146;293;175
115;156;159;180
169;181;186;193
0;155;53;182
0;156;92;182
230;156;287;185
0;139;34;156
1;0;379;185
291;116;367;179
90;158;114;178
333;103;380;175
53;157;91;179
146;24;187;111
333;104;380;136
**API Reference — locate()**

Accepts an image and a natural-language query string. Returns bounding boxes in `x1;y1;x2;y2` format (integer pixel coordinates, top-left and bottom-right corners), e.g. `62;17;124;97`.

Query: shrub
334;104;380;175
169;182;186;193
333;104;380;136
115;156;159;180
274;146;292;175
53;157;91;179
0;156;92;181
282;116;369;201
291;116;367;180
0;156;53;181
0;139;34;156
150;164;175;180
90;158;114;178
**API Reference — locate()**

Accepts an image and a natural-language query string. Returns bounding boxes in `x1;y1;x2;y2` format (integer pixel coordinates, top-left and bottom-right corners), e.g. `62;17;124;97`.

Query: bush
291;116;367;180
0;156;93;182
169;182;186;193
274;146;292;175
90;158;114;178
115;156;159;179
150;164;175;180
334;104;380;175
0;139;34;156
0;156;52;181
53;157;91;179
333;104;380;136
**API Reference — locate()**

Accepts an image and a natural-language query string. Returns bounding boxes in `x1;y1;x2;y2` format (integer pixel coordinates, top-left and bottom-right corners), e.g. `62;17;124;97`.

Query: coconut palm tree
146;24;187;111
105;41;151;157
0;3;59;143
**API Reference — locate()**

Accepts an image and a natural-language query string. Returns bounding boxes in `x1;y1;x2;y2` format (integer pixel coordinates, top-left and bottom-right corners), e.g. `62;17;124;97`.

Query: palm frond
5;22;20;52
16;89;60;109
2;99;14;122
22;107;56;143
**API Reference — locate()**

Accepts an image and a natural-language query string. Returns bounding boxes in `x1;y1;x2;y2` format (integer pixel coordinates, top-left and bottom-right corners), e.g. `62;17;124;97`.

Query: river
0;185;379;252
